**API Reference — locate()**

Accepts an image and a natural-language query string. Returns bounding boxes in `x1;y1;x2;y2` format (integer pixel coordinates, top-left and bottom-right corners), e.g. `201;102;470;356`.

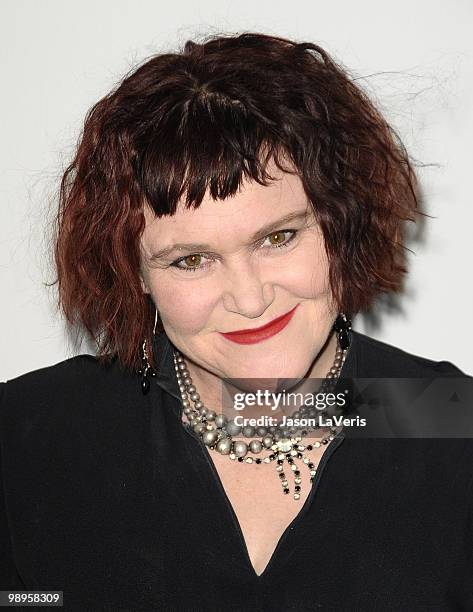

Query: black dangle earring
137;307;158;395
333;313;352;351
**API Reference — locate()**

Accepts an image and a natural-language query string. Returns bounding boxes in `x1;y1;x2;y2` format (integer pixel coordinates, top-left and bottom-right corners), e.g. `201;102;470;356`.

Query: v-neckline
156;328;356;578
183;422;346;579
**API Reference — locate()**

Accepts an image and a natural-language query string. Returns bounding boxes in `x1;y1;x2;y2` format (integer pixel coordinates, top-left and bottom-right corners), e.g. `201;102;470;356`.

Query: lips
219;304;299;345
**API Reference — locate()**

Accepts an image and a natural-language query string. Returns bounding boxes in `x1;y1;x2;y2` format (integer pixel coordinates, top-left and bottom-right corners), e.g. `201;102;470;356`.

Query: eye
169;229;298;273
262;230;297;248
171;253;208;272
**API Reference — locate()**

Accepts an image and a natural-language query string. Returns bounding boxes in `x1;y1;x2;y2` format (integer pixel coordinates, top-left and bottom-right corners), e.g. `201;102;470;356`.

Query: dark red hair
52;32;420;373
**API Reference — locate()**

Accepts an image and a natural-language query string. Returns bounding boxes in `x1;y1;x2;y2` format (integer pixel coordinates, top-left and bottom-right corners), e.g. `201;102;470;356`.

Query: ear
324;287;338;318
139;273;150;294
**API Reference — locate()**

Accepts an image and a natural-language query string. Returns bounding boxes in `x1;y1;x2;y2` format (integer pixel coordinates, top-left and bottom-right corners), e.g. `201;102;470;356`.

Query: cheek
148;272;219;335
275;241;330;298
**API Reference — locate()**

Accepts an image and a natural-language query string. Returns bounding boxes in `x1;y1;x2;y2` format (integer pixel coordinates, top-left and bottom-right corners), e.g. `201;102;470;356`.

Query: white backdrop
1;0;472;379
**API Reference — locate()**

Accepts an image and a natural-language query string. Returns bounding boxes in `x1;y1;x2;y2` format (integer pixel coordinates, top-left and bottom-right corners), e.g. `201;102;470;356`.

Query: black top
1;330;472;611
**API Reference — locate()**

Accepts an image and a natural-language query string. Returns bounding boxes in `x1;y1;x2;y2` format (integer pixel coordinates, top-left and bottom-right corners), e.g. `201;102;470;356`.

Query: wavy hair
52;32;420;373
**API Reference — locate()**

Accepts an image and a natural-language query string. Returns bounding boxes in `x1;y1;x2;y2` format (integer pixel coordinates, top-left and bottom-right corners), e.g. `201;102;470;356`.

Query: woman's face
139;159;337;387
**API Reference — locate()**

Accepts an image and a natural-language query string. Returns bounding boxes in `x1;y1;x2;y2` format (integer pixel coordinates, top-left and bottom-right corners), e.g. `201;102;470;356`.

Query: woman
1;32;471;611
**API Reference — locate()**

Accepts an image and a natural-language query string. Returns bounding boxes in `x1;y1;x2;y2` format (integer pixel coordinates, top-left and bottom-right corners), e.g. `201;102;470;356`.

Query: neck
181;329;339;414
307;328;338;379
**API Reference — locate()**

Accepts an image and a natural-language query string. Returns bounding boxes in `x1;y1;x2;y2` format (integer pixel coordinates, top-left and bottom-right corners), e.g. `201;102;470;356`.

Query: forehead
142;162;310;239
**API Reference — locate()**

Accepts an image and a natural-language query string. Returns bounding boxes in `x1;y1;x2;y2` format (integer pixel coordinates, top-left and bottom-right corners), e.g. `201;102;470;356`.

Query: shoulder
351;330;468;377
2;353;122;398
0;353;139;432
2;353;104;389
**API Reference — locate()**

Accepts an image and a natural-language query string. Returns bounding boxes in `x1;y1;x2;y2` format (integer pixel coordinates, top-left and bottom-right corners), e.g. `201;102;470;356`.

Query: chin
222;354;310;389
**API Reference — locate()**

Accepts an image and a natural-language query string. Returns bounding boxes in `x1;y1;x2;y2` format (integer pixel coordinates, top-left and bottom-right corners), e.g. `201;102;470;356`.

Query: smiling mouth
219;304;299;345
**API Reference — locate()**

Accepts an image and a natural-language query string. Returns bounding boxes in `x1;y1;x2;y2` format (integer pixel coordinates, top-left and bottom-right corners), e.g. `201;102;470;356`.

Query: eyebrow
147;208;312;260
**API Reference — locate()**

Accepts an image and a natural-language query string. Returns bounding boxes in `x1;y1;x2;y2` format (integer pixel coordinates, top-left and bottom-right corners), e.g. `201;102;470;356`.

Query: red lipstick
219;304;299;345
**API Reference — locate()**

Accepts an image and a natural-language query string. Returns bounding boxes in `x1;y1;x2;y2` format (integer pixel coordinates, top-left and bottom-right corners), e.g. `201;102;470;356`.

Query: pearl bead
215;414;228;428
202;430;219;446
226;421;242;436
249;440;263;453
233;441;248;458
216;438;232;454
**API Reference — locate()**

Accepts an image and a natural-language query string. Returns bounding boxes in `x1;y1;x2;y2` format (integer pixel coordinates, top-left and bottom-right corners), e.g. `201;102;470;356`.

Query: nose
221;258;275;318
